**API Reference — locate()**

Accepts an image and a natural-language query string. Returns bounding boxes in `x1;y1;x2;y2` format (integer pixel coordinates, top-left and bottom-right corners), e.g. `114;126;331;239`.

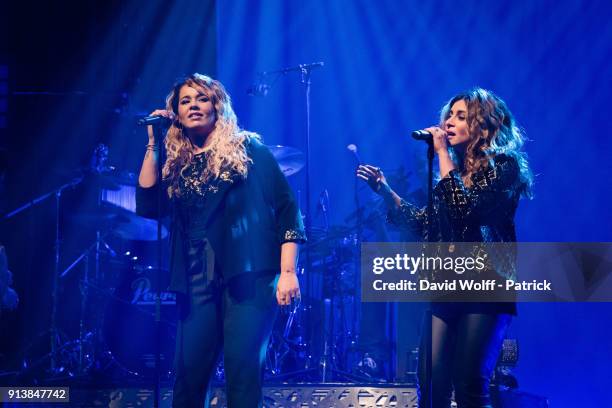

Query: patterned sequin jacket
136;138;306;295
388;154;522;243
388;154;523;281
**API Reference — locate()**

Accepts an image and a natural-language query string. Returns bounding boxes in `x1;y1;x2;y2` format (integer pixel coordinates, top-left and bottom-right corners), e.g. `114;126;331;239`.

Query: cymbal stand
3;177;83;375
60;229;115;375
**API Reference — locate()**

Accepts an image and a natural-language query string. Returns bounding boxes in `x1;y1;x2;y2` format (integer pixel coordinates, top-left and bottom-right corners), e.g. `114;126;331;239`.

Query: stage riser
72;387;418;408
38;386;546;408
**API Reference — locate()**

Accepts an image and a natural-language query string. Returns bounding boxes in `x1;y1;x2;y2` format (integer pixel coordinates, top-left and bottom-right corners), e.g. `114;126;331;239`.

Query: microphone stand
265;62;323;286
297;63;319;381
410;131;435;406
300;65;313;321
152;123;167;408
423;139;434;408
247;62;324;252
248;62;324;381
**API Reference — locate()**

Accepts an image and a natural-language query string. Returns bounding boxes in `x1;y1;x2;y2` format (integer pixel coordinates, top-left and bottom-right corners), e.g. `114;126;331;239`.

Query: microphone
347;144;362;164
137;115;173;126
411;130;433;142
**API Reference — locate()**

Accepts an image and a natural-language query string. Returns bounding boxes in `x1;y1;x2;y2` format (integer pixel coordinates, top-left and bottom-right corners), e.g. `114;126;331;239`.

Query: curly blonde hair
162;73;259;197
440;88;533;198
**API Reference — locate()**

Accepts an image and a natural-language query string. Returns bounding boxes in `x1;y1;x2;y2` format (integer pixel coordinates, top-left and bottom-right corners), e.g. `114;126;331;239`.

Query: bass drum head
103;265;177;378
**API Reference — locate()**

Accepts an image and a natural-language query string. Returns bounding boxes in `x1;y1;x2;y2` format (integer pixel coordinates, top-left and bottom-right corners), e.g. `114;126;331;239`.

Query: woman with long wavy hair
137;73;305;407
357;88;532;407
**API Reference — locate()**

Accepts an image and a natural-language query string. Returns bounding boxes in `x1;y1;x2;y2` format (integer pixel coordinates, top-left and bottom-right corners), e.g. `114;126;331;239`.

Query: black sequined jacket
388;154;522;244
136;138;306;295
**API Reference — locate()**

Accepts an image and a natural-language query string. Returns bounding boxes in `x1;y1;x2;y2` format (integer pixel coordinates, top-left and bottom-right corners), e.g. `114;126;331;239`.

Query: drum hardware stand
18;144;123;380
4;177;83;377
57;145;120;377
317;297;371;383
351;145;364;373
319;298;334;382
59;230;117;376
267;238;368;383
317;267;370;383
321;146;378;383
318;189;330;233
266;302;306;378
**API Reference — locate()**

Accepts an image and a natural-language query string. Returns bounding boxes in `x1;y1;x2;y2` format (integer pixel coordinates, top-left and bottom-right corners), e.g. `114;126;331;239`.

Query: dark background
0;0;218;380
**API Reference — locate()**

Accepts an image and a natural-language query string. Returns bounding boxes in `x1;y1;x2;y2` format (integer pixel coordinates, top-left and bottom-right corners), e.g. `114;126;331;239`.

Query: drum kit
16;142;401;384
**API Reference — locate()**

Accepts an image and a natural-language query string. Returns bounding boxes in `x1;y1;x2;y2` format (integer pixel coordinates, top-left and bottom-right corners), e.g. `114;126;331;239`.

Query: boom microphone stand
247;62;325;378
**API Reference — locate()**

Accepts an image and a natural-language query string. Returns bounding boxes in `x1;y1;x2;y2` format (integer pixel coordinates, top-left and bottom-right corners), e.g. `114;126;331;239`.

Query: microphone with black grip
411;130;433;142
137;115;173;127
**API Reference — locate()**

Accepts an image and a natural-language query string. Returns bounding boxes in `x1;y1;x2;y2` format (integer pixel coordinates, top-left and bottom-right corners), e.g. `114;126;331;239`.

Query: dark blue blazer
136;138;305;295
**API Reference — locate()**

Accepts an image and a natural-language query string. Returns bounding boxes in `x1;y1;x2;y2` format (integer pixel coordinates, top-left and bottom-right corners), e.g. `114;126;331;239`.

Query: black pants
172;271;279;408
417;312;511;408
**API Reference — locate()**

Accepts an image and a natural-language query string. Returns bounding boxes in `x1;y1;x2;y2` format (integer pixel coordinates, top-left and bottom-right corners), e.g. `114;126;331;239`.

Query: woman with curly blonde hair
137;73;305;407
358;88;532;407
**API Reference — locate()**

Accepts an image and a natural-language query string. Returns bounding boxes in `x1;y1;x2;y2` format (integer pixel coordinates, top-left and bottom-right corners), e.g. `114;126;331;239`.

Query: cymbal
86;169;139;190
71;207;128;227
101;170;138;187
267;145;305;177
112;209;169;241
72;204;168;241
54;168;138;191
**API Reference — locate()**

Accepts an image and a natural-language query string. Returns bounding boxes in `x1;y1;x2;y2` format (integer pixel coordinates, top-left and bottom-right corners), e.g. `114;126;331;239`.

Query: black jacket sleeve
250;140;306;244
135;182;171;220
387;200;428;237
433;154;520;223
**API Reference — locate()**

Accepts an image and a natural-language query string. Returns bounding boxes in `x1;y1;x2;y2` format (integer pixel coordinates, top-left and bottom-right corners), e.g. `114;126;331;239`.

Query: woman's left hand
276;271;300;306
425;126;449;155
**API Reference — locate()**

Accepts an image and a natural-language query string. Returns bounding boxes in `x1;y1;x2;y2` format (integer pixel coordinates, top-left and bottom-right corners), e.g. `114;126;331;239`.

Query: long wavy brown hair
440;88;533;198
162;73;259;197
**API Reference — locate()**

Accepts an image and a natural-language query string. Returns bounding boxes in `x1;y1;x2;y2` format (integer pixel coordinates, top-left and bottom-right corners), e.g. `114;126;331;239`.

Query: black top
387;154;524;315
177;152;219;286
136;137;306;295
177;151;215;235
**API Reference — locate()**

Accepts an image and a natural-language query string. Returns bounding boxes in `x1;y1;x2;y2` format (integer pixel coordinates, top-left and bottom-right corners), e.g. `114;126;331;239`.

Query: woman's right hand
356;164;388;194
146;109;175;142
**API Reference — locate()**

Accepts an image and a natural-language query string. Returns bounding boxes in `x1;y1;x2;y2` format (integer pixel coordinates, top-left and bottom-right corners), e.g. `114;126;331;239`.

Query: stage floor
0;382;549;407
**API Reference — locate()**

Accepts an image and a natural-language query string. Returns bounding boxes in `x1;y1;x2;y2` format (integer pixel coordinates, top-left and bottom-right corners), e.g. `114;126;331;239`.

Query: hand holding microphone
412;126;449;154
142;109;176;143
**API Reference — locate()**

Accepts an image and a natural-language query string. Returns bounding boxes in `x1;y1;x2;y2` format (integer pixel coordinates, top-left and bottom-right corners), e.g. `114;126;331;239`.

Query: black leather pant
172;271;278;408
417;312;511;408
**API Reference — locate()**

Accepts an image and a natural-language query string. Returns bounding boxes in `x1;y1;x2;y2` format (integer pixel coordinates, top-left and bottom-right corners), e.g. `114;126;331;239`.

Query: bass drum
103;264;177;378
